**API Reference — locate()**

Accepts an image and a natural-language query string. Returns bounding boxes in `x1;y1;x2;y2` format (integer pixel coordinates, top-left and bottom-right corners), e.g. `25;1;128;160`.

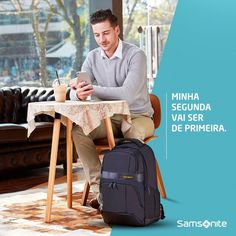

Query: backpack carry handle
116;138;144;148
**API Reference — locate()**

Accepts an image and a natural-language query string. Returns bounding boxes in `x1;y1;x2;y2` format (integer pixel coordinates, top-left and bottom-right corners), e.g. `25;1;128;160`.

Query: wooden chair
81;94;166;206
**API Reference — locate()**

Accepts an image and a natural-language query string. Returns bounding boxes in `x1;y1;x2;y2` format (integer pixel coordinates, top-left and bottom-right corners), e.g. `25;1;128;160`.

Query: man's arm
92;51;147;103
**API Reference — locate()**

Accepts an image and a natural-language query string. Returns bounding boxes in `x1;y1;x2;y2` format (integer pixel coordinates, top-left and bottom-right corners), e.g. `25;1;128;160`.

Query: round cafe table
27;100;130;222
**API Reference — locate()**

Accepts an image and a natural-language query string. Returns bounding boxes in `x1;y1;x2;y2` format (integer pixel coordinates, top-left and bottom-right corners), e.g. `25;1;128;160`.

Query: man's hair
90;9;118;27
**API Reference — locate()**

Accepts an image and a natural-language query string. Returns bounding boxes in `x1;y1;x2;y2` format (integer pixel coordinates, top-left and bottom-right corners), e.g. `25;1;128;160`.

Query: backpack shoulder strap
160;204;165;220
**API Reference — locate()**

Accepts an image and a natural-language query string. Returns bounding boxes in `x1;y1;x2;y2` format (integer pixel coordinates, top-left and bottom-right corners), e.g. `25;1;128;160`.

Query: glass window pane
123;0;178;91
0;0;90;87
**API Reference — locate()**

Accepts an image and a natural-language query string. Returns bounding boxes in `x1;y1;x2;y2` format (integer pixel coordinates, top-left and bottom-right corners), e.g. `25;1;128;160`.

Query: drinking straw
55;70;61;85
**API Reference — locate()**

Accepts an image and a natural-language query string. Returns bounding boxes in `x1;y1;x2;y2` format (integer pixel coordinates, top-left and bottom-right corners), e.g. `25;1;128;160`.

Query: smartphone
76;71;91;85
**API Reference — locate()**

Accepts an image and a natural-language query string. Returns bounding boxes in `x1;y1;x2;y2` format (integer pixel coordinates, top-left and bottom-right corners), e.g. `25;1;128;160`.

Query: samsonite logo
177;219;228;228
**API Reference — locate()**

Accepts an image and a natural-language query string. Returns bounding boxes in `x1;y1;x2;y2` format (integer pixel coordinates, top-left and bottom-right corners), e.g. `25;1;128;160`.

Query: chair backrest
149;94;161;129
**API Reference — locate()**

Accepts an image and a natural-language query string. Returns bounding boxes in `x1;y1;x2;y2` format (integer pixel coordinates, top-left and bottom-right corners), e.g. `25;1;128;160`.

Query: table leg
45;118;61;223
104;117;115;149
66;118;73;208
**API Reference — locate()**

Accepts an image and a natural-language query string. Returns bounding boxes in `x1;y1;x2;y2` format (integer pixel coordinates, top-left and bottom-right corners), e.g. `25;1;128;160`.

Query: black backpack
100;138;165;226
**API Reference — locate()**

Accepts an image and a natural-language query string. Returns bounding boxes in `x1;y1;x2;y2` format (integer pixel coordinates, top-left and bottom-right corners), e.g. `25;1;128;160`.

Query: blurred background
0;0;177;90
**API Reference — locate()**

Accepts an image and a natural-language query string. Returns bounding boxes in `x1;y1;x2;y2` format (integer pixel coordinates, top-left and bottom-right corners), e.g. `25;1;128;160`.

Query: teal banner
111;0;236;235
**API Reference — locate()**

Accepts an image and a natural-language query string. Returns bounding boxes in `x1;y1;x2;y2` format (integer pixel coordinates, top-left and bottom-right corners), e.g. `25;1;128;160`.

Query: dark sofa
0;86;78;174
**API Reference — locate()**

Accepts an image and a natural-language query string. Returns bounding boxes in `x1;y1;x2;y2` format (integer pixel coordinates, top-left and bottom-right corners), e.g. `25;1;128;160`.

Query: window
0;0;177;88
0;0;90;87
123;0;178;91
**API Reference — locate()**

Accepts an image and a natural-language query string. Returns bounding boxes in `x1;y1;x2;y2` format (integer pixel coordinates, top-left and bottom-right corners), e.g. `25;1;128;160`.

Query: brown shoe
89;198;100;210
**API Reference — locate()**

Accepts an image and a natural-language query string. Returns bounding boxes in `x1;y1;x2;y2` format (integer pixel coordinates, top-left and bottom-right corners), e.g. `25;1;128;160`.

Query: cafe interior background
0;0;177;90
0;0;177;235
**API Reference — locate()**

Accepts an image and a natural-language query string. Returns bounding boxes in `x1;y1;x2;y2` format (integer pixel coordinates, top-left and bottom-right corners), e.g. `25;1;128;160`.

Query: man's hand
70;79;94;100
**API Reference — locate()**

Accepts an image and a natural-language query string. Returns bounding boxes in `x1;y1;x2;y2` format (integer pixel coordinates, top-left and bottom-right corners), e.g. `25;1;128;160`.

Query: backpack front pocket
101;181;144;216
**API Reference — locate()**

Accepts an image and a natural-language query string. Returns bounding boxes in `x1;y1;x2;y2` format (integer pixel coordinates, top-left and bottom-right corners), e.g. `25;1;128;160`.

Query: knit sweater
70;40;153;116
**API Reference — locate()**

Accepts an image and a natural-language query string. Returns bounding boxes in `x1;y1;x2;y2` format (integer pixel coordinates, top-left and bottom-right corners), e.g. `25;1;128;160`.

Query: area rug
0;176;111;236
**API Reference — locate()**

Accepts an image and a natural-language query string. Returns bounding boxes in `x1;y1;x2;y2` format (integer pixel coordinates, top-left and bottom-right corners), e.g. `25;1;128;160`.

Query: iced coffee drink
53;79;67;102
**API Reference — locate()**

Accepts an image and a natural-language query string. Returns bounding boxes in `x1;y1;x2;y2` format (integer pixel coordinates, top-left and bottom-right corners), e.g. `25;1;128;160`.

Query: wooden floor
0;162;111;236
0;163;83;194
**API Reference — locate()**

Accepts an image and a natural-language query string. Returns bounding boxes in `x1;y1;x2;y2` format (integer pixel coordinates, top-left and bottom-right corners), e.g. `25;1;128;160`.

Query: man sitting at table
70;9;154;210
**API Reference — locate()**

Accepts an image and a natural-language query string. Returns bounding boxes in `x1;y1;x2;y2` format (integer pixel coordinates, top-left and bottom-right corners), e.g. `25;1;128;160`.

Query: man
70;9;154;209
